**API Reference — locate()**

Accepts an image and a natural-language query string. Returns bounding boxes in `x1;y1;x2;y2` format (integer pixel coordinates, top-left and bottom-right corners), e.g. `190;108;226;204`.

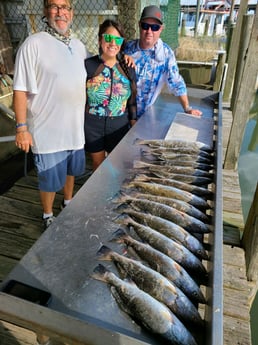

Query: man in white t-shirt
13;0;88;231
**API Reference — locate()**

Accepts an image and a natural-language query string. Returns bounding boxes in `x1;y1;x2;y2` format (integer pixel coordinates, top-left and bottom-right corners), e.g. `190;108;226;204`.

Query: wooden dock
0;104;256;345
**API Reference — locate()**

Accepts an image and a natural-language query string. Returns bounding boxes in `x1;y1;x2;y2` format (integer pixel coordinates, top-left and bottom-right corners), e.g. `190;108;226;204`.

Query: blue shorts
33;149;86;192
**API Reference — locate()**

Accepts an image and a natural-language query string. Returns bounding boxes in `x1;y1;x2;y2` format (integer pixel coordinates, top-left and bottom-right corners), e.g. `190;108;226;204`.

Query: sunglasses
102;34;124;45
140;22;161;32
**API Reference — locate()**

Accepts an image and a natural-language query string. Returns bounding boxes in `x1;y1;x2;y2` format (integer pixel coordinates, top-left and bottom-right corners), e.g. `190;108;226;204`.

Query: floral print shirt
124;38;187;118
86;64;131;117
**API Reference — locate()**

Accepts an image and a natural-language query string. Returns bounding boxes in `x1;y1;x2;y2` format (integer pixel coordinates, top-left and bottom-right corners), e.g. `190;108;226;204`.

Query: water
238;91;258;344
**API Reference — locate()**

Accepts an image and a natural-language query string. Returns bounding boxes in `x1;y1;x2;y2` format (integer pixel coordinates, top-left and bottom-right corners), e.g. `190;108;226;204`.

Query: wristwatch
184;106;193;113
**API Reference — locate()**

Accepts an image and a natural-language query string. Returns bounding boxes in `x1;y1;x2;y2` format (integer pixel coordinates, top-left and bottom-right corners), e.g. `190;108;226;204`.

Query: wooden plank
223;0;249;101
224;7;258;169
0;256;19;281
0;320;36;345
230;14;255;111
0;212;41;239
224;315;251;345
1;196;44;220
0;230;35;260
223;244;246;266
223;244;257;312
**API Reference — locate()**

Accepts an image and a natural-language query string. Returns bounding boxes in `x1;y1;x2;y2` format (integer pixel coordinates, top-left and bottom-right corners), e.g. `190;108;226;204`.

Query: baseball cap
140;5;163;24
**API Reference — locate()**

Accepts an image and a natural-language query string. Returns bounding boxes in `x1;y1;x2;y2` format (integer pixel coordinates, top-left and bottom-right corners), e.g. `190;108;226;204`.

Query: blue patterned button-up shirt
124;38;187;118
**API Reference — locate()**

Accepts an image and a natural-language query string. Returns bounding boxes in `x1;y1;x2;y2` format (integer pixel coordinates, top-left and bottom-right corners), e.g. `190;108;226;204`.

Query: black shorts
85;113;130;153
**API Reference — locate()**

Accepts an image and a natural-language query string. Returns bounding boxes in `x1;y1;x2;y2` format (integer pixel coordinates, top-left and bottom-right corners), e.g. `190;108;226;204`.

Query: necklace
45;25;72;53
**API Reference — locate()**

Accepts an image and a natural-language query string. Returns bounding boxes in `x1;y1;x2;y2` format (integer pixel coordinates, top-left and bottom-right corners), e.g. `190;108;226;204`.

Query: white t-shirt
13;32;88;154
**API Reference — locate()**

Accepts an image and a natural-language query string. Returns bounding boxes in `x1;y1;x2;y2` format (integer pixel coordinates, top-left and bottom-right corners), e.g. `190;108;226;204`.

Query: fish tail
96;245;113;261
112;191;133;204
133;160;149;169
91;264;109;282
133;138;144;145
113;213;133;226
109;228;129;243
140;149;156;160
134;174;149;182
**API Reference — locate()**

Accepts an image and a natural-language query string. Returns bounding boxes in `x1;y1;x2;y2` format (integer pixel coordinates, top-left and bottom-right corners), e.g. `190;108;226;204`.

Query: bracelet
16;122;27;128
16;129;28;134
184;106;193;113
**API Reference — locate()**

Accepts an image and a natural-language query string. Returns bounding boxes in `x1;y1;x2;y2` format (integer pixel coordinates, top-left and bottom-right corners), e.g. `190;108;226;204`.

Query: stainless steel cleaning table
0;88;223;345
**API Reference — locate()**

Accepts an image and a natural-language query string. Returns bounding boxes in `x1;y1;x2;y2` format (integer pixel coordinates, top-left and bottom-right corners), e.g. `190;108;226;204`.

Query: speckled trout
129;192;210;223
124;180;210;210
143;149;214;165
110;228;206;304
134;174;213;199
92;264;198;345
135;138;213;153
114;207;208;260
117;195;210;233
143;168;213;186
114;214;207;276
134;160;214;179
97;245;203;326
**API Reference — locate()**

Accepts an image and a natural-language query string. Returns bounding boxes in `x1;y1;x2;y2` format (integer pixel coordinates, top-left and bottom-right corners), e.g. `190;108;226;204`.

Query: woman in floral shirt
84;19;137;171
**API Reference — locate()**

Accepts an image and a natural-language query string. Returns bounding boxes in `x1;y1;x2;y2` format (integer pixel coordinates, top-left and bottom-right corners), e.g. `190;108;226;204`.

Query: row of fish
92;139;215;345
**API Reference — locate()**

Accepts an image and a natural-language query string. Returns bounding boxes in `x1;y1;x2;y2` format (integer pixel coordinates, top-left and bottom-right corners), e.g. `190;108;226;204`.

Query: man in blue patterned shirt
124;5;202;118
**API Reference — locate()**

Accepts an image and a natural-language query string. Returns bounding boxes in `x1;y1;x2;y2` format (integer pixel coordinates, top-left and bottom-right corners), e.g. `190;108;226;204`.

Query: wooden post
224;6;258;170
231;14;254;113
204;18;209;36
213;52;226;92
242;183;258;281
223;0;249;102
180;18;186;37
194;0;201;37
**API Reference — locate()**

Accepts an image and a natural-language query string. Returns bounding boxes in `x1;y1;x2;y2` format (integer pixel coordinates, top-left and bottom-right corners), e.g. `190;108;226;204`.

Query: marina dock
0;104;255;345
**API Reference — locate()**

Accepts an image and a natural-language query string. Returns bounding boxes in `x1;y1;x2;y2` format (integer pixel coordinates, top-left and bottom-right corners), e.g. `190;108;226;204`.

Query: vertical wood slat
230;14;255;113
213;52;226;92
223;0;249;101
224;6;258;170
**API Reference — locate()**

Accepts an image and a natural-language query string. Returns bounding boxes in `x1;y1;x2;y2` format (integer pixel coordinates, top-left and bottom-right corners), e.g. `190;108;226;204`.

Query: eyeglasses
47;4;72;13
140;22;161;32
102;34;124;46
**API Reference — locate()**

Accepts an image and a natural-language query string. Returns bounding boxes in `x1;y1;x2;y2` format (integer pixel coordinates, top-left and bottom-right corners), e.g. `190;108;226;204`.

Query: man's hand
187;108;203;117
124;54;136;68
15;130;33;153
